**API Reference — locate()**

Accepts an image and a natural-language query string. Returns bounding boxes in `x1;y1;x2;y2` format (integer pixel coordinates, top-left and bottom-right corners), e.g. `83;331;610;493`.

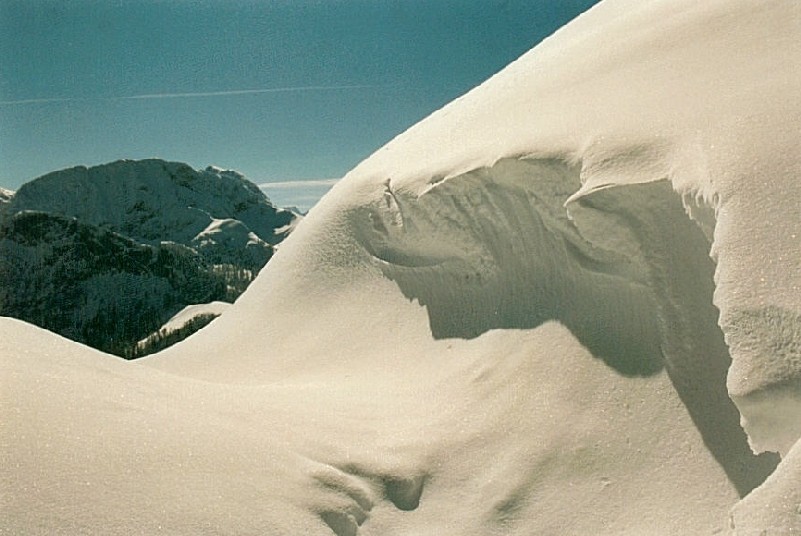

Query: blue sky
0;0;598;210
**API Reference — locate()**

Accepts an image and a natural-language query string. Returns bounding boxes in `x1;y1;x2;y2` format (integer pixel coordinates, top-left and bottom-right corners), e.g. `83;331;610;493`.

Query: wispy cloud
0;85;375;106
259;178;340;189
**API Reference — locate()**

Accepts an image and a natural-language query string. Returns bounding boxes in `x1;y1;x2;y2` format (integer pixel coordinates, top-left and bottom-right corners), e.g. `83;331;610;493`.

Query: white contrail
0;96;89;105
259;178;340;189
0;85;375;105
124;85;374;100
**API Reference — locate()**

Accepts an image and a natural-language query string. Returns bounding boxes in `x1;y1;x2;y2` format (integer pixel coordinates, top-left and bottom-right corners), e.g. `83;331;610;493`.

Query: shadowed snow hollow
2;0;800;534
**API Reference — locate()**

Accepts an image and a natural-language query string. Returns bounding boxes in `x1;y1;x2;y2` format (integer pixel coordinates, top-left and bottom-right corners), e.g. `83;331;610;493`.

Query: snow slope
149;301;231;336
134;301;230;354
3;0;800;534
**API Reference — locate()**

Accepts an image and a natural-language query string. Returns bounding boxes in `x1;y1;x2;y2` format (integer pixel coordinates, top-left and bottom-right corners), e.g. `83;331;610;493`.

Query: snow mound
157;301;231;334
0;187;13;203
135;301;230;353
190;217;272;267
3;0;800;534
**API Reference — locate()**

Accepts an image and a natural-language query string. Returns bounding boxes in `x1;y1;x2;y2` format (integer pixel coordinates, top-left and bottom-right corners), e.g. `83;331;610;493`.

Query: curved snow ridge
335;0;801;461
330;0;801;483
348;0;799;188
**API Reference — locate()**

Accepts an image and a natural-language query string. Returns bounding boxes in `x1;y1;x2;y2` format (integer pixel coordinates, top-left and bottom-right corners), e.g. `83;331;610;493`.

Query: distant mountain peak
0;159;298;357
8;158;295;246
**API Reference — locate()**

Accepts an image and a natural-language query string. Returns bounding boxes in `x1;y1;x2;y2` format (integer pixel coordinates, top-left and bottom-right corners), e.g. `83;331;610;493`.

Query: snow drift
2;0;800;534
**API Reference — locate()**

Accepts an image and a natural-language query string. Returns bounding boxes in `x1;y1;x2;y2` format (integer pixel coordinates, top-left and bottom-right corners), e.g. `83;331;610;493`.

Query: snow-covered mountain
0;159;297;356
6;159;296;249
2;1;800;535
0;187;13;205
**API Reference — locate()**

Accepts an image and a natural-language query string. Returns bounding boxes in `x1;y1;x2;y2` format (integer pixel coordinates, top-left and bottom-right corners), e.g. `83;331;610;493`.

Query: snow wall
3;0;800;534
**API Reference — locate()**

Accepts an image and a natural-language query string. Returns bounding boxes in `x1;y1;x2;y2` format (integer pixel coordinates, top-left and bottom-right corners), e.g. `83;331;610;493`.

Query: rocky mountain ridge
0;159;297;357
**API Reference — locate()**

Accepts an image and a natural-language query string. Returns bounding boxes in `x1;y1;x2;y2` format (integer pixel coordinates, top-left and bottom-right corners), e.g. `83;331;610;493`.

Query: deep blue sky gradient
1;0;599;204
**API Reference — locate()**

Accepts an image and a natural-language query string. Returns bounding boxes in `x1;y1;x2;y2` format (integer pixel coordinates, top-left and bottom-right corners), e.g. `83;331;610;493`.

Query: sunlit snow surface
3;0;800;534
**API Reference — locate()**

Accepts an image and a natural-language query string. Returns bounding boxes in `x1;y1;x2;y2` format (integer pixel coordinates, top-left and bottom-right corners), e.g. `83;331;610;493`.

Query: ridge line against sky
0;85;380;107
258;178;340;189
258;178;341;213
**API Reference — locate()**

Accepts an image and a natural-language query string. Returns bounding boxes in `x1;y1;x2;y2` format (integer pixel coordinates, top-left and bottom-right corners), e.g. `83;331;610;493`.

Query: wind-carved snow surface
2;0;800;534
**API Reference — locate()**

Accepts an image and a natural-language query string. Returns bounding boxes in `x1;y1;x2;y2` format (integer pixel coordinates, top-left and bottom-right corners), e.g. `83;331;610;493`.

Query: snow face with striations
2;0;800;534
